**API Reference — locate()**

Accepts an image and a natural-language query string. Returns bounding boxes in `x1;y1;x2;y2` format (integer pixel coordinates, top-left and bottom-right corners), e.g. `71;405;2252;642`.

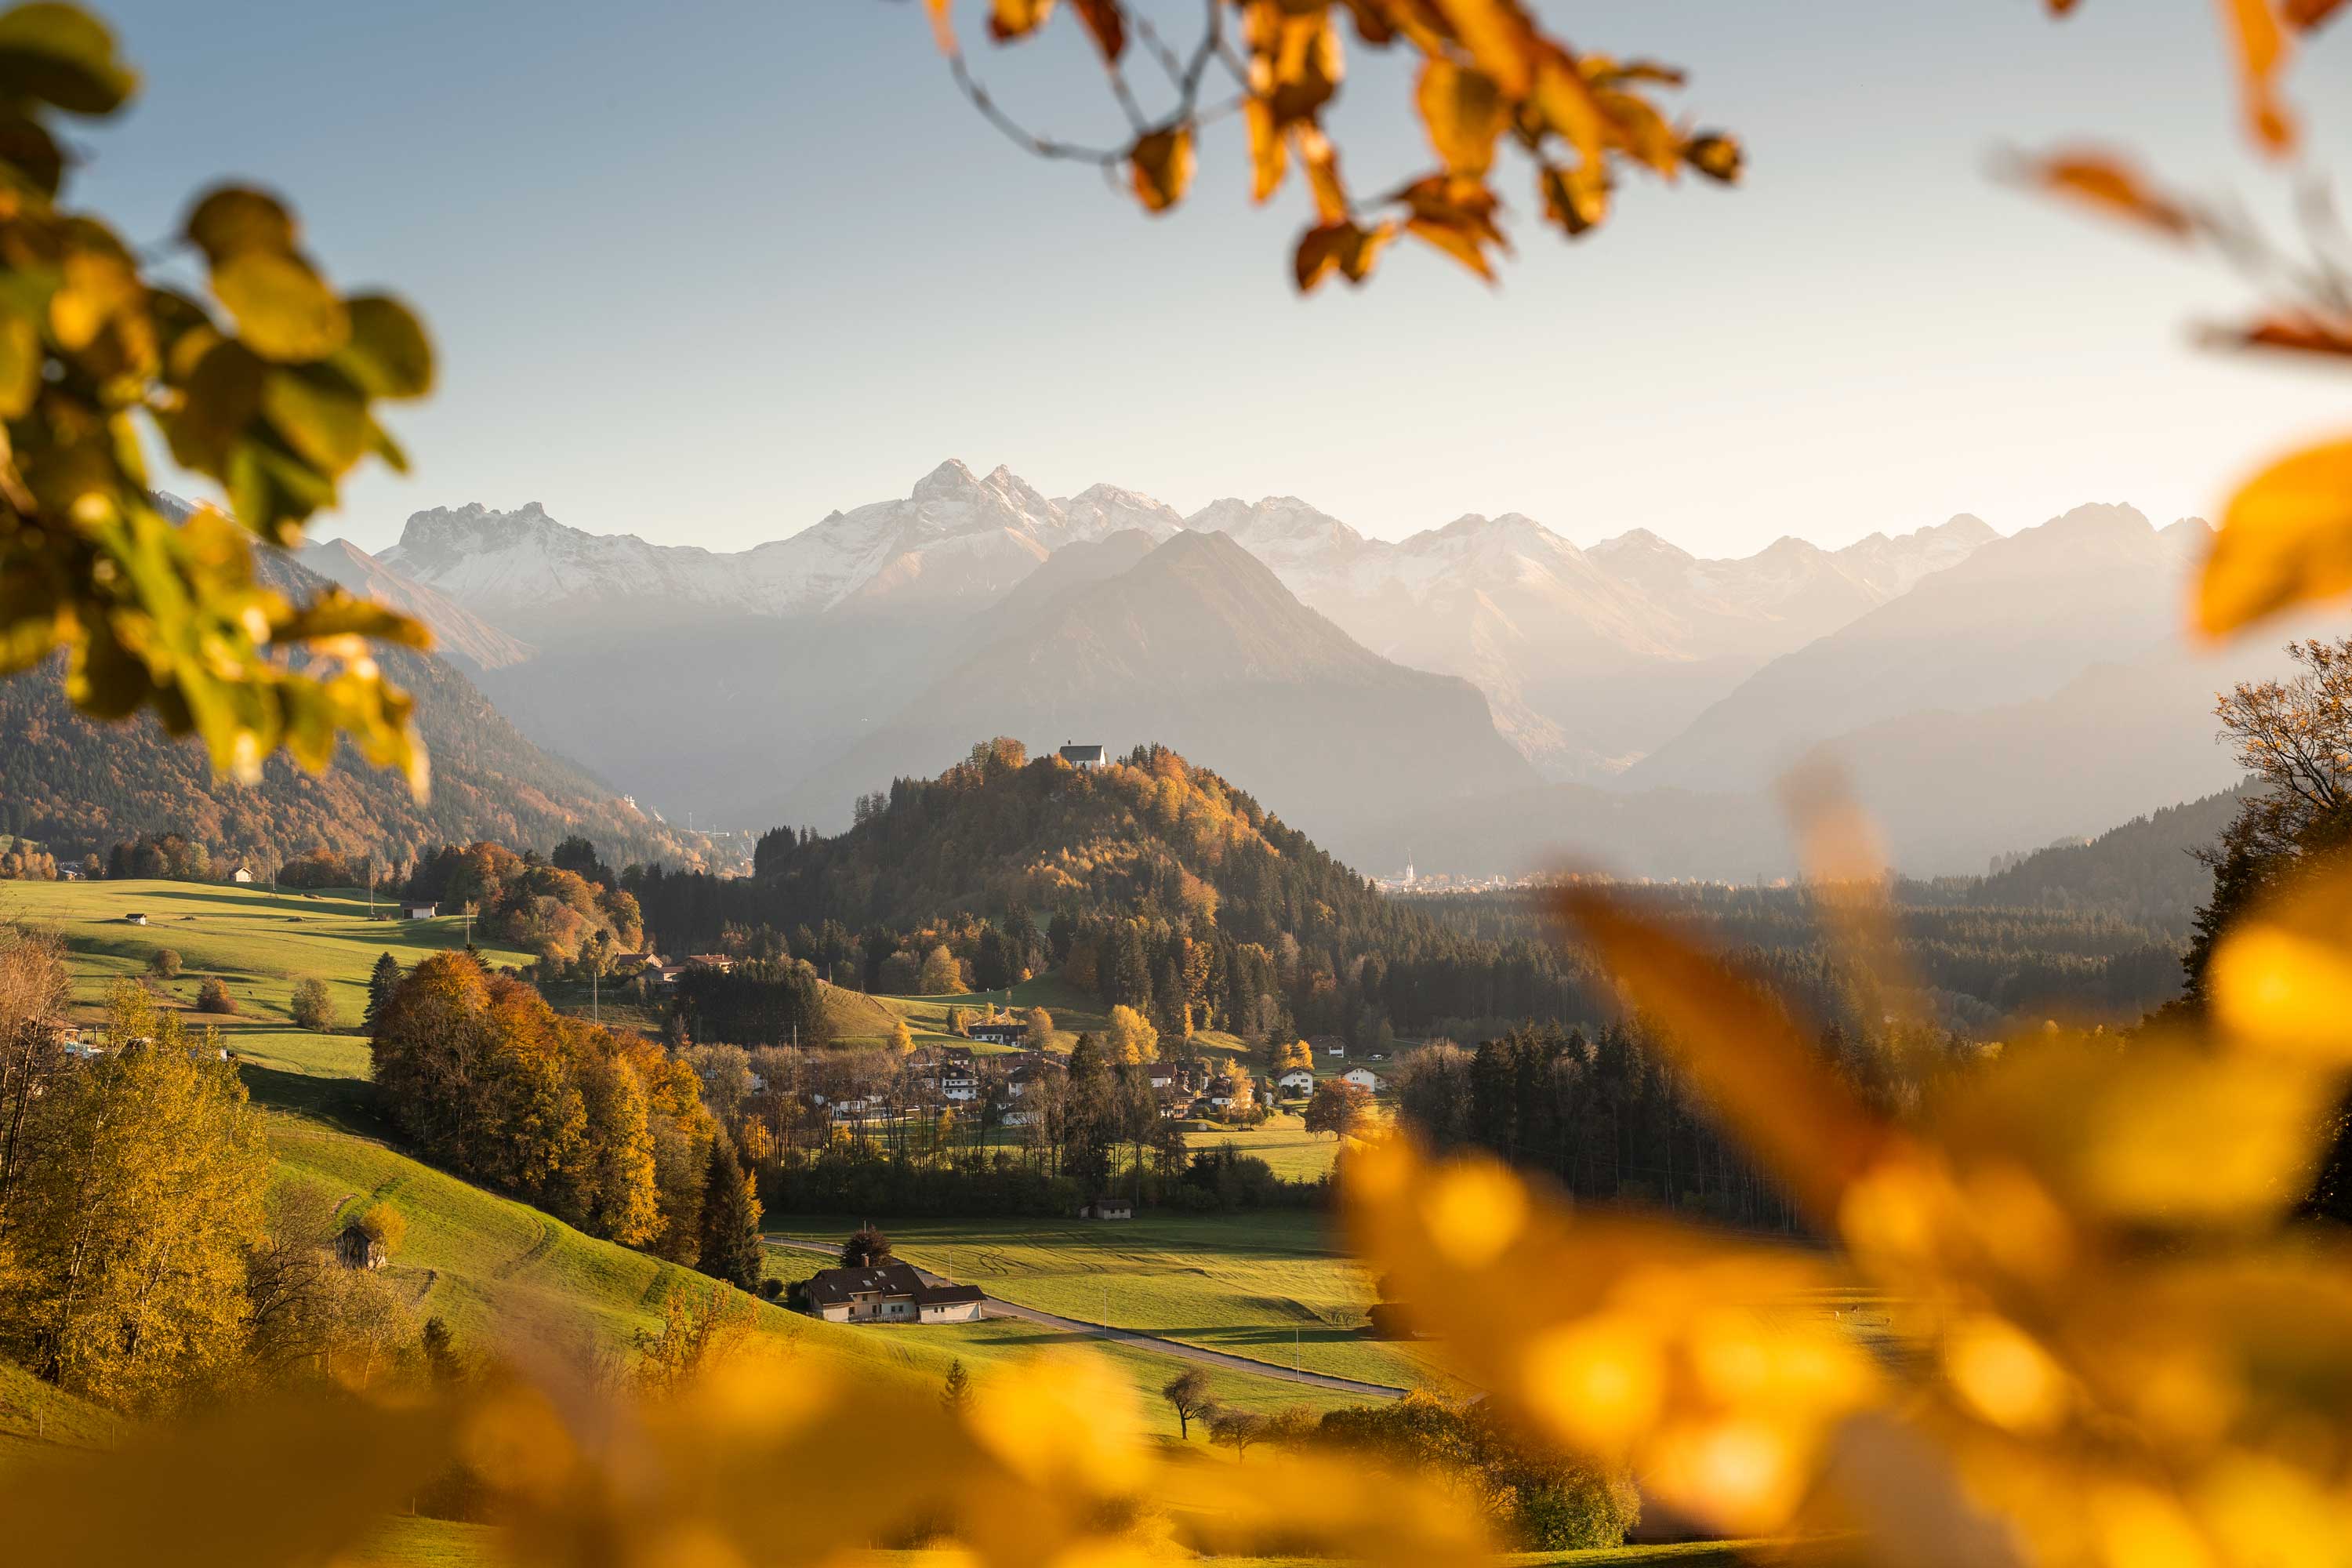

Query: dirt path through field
764;1239;1406;1399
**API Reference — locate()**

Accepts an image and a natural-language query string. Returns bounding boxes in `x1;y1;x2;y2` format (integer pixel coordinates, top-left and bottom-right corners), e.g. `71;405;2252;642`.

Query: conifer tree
363;952;402;1037
696;1138;764;1292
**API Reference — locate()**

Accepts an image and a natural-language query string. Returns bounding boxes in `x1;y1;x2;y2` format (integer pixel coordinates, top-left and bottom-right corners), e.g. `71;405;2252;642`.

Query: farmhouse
1058;742;1106;769
1344;1066;1386;1093
400;900;437;920
967;1019;1027;1047
1079;1195;1134;1221
686;953;733;974
802;1262;985;1323
1276;1067;1316;1094
1314;1036;1346;1058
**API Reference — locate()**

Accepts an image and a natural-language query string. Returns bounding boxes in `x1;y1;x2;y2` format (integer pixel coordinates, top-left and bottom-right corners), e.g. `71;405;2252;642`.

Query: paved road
766;1237;1406;1399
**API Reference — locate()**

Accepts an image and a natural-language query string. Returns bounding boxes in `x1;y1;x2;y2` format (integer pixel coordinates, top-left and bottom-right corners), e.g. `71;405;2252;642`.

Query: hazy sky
82;2;2352;555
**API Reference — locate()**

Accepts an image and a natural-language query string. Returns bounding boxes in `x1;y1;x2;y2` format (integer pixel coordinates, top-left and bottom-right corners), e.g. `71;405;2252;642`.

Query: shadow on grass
239;1062;388;1136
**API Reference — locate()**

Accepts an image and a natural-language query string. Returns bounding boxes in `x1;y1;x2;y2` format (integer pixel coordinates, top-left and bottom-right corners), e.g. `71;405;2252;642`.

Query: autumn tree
1208;1406;1268;1460
1025;1005;1053;1044
146;948;180;981
194;976;235;1014
1107;1004;1158;1065
354;1200;405;1259
919;945;964;996
289;975;336;1031
1161;1367;1210;1439
1305;1077;1373;1140
0;984;267;1410
0;927;69;1221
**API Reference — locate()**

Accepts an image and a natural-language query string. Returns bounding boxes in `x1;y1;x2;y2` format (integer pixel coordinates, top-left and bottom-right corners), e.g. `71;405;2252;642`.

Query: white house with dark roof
1058;742;1106;769
801;1262;985;1323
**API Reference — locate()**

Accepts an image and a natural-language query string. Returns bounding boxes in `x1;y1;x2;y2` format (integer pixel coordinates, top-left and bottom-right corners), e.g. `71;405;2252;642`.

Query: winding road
764;1238;1406;1399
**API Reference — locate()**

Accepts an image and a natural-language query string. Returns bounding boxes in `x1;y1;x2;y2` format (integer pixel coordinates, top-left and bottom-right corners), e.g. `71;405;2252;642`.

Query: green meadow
767;1210;1452;1392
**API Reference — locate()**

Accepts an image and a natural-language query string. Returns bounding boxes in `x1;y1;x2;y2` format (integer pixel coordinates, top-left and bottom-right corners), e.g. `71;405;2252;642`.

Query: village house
686;953;732;975
1206;1076;1241;1109
1344;1066;1386;1094
1078;1195;1134;1221
967;1019;1026;1047
1314;1035;1347;1059
1276;1067;1316;1095
1058;742;1106;770
802;1262;985;1323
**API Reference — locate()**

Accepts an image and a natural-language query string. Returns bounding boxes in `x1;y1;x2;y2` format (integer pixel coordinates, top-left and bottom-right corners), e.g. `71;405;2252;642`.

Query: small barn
231;868;252;884
1058;742;1106;770
124;913;147;926
1079;1195;1134;1221
335;1223;387;1270
400;901;437;920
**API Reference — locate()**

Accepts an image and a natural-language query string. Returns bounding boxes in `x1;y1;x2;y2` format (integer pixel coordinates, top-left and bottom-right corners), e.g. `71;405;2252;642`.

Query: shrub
289;976;337;1031
146;948;180;980
354;1200;406;1258
194;977;236;1014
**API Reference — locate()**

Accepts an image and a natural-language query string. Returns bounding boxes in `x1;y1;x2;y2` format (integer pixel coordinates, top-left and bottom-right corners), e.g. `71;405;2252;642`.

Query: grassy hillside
0;878;529;1091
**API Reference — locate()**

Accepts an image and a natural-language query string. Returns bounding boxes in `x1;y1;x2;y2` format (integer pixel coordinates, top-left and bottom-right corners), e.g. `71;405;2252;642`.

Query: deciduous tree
1161;1367;1210;1439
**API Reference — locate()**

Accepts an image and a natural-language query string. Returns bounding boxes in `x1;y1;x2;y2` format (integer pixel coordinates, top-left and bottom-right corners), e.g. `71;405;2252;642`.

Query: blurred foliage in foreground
0;2;434;793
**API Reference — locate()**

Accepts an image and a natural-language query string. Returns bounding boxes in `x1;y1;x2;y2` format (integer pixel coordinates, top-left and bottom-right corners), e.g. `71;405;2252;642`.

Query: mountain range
236;461;2308;877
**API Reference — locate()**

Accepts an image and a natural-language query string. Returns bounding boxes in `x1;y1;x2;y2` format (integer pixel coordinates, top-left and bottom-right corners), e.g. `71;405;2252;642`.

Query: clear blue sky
78;1;2352;555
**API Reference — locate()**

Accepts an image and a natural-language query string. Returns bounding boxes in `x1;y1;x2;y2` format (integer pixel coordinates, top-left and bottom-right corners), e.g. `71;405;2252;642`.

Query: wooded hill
626;741;1607;1040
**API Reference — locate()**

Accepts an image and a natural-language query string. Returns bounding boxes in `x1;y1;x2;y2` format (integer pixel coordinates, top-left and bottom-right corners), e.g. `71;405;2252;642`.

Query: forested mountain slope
0;550;708;873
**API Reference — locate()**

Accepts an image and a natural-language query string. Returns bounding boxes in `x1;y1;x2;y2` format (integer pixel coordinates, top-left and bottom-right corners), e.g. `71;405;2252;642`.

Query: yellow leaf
1416;58;1505;178
1343;1138;1880;1535
1555;887;1900;1221
1683;131;1743;183
213;250;350;362
261;366;370;474
2198;435;2352;633
184;184;297;263
0;1393;463;1568
1539;161;1608;236
1127;126;1193;213
1246;96;1287;201
2209;858;2352;1056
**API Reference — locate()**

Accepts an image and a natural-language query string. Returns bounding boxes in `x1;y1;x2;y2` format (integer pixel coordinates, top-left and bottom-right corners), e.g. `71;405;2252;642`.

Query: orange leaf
1555;887;1898;1222
924;0;956;53
1682;131;1743;183
1071;0;1125;60
2223;315;2352;358
1539;160;1608;236
1297;124;1350;223
1417;58;1506;178
2282;0;2347;26
2216;0;2296;152
2198;435;2352;633
1430;0;1538;96
1530;45;1617;168
1128;126;1194;212
1246;98;1288;202
989;0;1054;44
2019;151;2194;238
1294;220;1392;292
